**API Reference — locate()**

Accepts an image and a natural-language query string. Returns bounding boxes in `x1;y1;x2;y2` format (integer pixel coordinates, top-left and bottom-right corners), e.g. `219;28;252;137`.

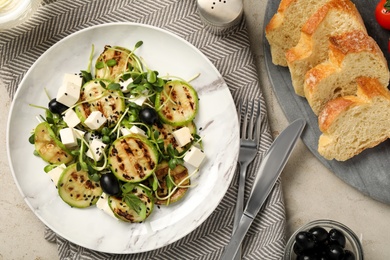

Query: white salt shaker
197;0;243;35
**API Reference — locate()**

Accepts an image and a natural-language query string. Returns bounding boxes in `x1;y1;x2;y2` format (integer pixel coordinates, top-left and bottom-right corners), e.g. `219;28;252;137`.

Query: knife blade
221;118;306;260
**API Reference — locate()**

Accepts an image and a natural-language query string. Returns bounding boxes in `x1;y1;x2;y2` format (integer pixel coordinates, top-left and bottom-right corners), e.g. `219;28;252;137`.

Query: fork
232;99;262;259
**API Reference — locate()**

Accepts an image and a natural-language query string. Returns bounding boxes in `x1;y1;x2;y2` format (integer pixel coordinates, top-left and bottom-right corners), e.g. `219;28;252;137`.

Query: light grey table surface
1;0;390;259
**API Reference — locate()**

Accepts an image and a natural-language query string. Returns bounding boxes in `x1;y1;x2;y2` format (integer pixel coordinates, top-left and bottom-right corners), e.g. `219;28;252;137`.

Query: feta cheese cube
63;109;80;128
63;73;83;87
86;139;107;161
56;74;82;107
129;125;147;137
120;126;147;137
59;128;78;148
56;84;80;107
73;128;85;140
47;164;66;187
129;94;148;106
184;146;206;168
120;127;132;136
85;132;102;143
119;77;134;93
172;127;193;147
96;193;116;219
84;111;107;130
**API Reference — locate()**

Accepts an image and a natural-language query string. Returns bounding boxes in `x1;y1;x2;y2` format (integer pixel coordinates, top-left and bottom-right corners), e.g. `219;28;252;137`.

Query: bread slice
304;30;389;115
318;77;390;161
286;0;367;96
265;0;331;67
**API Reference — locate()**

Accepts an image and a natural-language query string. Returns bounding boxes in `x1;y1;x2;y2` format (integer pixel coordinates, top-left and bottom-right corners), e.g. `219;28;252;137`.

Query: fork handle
232;162;249;259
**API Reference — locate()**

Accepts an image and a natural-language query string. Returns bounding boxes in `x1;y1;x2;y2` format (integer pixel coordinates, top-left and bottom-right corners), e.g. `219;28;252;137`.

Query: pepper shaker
197;0;243;35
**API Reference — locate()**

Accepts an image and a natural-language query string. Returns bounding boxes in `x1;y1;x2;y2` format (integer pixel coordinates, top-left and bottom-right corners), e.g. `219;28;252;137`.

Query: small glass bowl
284;219;364;260
0;0;41;30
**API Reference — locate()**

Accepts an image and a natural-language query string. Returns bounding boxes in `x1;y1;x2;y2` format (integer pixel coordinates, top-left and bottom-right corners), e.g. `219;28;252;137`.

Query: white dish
6;23;239;254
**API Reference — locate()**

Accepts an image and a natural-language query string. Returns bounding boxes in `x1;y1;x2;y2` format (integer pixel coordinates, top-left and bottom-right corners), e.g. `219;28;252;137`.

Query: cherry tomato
376;0;390;30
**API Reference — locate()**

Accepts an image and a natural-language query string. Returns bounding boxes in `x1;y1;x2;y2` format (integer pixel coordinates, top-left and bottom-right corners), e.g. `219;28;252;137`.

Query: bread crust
329;30;379;56
286;0;365;63
301;0;364;35
265;0;331;66
286;0;366;96
355;77;390;100
319;77;390;132
318;96;358;132
304;30;389;115
265;0;296;32
318;77;390;160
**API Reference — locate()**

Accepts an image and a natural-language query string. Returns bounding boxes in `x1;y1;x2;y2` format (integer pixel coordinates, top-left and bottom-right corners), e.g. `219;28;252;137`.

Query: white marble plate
6;23;239;253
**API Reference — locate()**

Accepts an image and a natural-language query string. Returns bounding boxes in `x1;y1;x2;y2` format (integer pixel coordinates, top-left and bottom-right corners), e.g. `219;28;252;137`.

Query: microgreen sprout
28;41;203;223
154;168;199;204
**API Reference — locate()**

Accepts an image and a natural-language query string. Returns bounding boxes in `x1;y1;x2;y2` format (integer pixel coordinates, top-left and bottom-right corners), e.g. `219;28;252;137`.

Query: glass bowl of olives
284;219;363;260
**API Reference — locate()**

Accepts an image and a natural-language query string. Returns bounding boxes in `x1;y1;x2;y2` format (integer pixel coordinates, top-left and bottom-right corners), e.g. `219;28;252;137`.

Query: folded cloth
0;0;286;259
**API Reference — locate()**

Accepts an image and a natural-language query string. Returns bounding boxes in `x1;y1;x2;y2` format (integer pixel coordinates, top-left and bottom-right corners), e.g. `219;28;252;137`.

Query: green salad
29;42;206;223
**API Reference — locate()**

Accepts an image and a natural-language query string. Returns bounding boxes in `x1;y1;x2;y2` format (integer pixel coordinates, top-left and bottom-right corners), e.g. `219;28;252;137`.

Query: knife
221;118;306;260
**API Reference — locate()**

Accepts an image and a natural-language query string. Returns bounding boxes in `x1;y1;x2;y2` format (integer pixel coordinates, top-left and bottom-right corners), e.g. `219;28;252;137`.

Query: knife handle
221;214;253;260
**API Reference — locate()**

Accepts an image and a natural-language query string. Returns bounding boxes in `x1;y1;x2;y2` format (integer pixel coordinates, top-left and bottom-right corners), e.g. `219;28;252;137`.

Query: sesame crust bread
304;30;389;115
318;77;390;161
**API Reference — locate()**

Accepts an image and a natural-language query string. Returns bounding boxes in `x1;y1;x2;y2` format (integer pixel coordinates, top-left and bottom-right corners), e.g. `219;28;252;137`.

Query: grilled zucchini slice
34;122;73;165
75;80;125;128
108;185;154;223
108;135;158;183
154;161;190;205
95;45;141;82
155;80;199;126
152;121;196;153
58;163;102;208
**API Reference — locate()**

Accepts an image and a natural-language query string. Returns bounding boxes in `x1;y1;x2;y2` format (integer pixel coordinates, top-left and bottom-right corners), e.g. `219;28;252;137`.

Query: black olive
328;244;345;260
309;226;329;244
48;98;69;114
293;225;355;260
343;250;356;260
329;229;346;248
100;172;121;195
293;242;305;255
296;255;318;260
139;107;159;125
295;231;316;251
313;244;329;257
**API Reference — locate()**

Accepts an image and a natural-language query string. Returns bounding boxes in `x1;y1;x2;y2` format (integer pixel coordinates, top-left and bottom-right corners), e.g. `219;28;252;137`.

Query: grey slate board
263;0;390;204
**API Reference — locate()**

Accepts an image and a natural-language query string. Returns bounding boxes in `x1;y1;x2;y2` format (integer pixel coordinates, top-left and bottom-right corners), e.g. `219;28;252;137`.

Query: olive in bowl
284;219;363;260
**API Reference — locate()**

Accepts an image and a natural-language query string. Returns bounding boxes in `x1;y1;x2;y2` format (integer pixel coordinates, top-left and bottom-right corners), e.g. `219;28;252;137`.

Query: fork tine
241;101;249;138
254;100;262;144
247;100;255;139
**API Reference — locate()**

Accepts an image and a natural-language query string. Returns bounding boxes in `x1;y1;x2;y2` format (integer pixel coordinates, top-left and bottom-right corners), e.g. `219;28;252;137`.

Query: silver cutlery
221;118;306;260
233;99;262;260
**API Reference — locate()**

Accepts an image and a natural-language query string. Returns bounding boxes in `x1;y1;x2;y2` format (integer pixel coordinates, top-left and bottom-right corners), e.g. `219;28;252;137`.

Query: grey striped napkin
0;0;286;259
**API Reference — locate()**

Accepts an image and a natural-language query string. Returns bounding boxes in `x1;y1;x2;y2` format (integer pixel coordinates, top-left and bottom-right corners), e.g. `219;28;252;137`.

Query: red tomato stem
385;0;390;10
